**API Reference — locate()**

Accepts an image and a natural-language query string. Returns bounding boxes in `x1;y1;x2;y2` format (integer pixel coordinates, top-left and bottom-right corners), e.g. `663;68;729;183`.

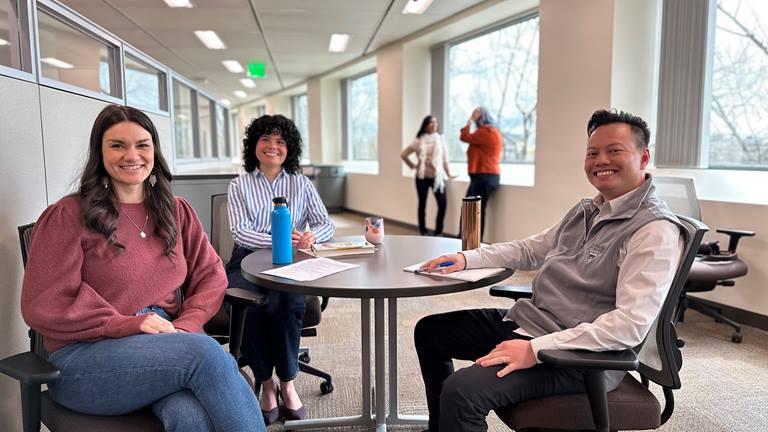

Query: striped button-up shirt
228;169;335;249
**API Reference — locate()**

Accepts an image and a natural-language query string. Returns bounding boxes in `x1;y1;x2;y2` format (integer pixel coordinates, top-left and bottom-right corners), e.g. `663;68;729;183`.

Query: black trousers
415;177;447;236
414;309;587;432
466;174;500;240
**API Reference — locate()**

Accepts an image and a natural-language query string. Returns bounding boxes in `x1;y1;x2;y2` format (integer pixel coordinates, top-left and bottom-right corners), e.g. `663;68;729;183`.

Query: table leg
375;298;387;431
386;298;429;426
282;299;374;430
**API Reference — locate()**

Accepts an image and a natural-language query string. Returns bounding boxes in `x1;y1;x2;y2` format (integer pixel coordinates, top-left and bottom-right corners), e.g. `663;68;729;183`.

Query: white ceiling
59;0;486;102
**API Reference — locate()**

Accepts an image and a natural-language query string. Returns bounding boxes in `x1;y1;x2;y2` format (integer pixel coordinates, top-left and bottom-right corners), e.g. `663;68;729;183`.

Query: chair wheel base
320;381;334;394
298;352;310;363
732;333;743;343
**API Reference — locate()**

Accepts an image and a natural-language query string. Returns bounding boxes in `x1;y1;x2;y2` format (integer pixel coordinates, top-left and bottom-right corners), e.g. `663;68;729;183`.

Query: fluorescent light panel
328;33;350;53
222;60;244;73
234;90;247;99
41;57;74;69
239;78;256;88
402;0;434;15
194;30;226;50
0;37;10;46
164;0;193;7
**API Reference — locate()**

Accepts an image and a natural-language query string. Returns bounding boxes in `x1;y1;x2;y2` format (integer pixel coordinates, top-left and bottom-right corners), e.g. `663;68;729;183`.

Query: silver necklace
122;209;149;238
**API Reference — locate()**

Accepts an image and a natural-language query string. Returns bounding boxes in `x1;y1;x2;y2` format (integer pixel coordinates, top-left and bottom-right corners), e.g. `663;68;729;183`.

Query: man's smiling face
584;123;650;200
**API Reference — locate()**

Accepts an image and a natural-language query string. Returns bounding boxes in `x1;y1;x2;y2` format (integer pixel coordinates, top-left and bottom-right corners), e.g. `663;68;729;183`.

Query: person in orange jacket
460;107;503;240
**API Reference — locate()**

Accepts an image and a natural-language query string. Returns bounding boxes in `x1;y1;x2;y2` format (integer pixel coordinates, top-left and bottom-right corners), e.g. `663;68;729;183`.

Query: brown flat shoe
282;404;307;421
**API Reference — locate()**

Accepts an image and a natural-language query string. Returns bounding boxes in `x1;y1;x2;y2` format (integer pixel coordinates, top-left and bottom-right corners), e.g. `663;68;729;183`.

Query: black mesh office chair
488;215;707;431
210;193;334;394
653;176;755;342
0;223;265;432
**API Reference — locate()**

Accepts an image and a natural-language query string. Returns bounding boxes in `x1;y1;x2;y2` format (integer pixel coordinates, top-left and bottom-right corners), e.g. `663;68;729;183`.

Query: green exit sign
248;63;266;78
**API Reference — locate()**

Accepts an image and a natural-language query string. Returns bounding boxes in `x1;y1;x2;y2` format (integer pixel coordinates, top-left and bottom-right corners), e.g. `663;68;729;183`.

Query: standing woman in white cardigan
401;115;455;236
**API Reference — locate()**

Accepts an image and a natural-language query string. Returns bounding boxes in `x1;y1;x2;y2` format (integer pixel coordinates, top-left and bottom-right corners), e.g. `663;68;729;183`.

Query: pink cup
364;216;384;244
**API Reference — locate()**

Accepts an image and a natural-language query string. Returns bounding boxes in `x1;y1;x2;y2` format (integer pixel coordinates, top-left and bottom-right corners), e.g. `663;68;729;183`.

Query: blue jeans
227;245;306;382
48;314;265;432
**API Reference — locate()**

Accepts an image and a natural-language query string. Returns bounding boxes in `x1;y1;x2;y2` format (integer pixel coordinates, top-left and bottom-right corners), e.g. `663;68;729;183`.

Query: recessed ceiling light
234;90;247;99
0;37;9;46
194;30;226;50
164;0;193;7
239;78;256;88
41;57;74;69
220;98;231;107
222;60;244;73
328;34;350;53
402;0;434;15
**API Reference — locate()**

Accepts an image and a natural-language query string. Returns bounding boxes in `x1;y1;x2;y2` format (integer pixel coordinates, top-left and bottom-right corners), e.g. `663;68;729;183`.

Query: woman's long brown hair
78;104;177;255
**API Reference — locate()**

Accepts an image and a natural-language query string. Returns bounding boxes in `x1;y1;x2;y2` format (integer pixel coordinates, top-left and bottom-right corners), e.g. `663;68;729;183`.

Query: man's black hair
587;109;650;149
242;114;303;174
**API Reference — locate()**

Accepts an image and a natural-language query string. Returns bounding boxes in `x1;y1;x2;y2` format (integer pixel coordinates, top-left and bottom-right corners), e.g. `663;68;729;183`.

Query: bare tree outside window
445;16;539;164
347;72;378;160
710;0;768;168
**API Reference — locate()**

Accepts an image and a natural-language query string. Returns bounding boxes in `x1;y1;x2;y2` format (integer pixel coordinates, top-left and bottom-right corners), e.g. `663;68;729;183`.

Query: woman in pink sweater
21;105;264;432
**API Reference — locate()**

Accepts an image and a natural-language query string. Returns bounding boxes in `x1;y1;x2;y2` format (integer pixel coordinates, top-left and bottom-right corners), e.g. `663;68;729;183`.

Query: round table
241;235;513;431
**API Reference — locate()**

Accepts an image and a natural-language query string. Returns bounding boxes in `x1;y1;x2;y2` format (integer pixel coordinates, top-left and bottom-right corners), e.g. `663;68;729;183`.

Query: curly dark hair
78;104;176;255
242;114;303;174
587;109;650;149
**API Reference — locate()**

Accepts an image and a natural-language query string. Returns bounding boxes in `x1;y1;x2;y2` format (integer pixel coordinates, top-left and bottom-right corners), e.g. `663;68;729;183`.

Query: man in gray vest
414;109;684;432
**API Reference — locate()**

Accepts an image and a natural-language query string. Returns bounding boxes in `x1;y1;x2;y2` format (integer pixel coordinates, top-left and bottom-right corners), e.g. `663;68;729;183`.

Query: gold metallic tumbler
461;196;482;250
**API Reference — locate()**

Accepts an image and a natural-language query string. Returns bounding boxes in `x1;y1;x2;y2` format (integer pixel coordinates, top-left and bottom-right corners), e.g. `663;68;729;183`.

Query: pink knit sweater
21;195;226;352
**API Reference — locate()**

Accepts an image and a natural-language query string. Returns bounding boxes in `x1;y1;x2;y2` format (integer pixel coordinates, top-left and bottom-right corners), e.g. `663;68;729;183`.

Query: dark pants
226;245;306;382
416;177;447;236
466;174;500;240
414;309;587;432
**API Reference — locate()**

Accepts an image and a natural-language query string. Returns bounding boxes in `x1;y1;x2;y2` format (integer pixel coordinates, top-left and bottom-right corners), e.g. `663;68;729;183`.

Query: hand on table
476;339;537;377
419;253;466;274
139;313;177;334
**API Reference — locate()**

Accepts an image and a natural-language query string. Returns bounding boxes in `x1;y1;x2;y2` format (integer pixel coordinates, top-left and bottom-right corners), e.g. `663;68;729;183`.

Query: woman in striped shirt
226;114;334;424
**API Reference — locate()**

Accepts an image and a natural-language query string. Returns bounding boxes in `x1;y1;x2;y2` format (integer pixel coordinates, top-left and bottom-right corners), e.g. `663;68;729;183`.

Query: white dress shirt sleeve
529;220;683;357
461;221;561;271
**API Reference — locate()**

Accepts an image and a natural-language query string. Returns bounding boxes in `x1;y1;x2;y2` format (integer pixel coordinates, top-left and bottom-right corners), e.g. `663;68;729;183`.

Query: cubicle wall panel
172;176;235;237
0;75;48;432
40;86;109;202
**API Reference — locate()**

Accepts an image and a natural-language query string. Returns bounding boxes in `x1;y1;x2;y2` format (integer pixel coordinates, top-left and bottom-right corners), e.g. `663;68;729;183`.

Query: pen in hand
416;261;454;273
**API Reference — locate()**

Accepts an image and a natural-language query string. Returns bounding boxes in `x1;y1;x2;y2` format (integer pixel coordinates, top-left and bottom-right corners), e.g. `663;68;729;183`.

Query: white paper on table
403;261;506;282
261;257;359;281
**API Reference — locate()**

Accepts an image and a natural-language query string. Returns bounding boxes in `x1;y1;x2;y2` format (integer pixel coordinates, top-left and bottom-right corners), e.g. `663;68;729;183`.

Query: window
173;79;195;159
125;53;167;112
197;94;214;158
215;104;228;157
344;72;378;160
708;0;768;169
292;93;309;159
36;6;119;97
443;15;539;164
0;0;32;74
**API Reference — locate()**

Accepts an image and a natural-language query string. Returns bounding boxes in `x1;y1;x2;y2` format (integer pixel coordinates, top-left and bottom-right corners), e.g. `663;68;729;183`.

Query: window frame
34;0;123;104
0;0;35;82
342;68;378;162
171;73;199;161
434;8;540;166
291;92;309;161
122;43;170;116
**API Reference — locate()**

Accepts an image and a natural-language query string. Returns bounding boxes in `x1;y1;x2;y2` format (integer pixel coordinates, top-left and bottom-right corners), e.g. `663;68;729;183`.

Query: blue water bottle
271;196;292;264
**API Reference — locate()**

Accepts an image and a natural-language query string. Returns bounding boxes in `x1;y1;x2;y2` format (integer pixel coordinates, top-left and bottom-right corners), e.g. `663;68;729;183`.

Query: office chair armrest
0;352;59;432
538;349;639;371
716;228;756;253
0;351;60;384
225;287;268;308
489;285;533;300
320;296;330;312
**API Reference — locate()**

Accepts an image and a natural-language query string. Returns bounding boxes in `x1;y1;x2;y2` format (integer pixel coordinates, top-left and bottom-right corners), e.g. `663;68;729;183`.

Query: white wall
0;76;49;431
